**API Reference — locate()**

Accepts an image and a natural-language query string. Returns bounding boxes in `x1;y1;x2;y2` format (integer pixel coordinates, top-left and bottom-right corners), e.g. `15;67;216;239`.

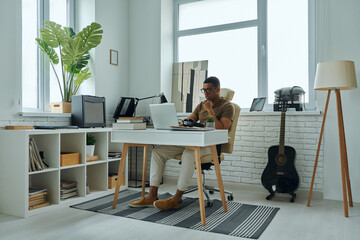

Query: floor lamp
307;61;357;217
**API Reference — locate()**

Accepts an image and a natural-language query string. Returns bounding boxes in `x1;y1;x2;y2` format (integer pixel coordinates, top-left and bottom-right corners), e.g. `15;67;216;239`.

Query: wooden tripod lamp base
307;61;357;217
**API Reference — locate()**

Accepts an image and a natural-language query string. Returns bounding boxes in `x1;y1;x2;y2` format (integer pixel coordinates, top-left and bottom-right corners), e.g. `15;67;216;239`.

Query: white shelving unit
0;128;127;217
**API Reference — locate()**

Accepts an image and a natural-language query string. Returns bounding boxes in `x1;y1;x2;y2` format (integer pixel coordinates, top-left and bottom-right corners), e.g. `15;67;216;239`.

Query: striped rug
71;190;279;239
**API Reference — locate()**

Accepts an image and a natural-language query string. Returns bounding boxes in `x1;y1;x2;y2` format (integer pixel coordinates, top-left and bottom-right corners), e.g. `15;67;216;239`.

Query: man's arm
187;113;199;122
204;101;232;130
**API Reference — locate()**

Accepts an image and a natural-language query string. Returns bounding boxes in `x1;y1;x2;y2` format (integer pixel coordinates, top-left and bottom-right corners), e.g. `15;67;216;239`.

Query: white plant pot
207;122;215;128
86;145;95;157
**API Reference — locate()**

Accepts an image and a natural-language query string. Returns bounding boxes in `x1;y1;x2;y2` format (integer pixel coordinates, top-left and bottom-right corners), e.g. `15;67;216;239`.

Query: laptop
149;103;179;130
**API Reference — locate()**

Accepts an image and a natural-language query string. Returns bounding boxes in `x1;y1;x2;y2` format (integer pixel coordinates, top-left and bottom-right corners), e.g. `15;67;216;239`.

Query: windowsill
240;110;321;116
19;111;71;118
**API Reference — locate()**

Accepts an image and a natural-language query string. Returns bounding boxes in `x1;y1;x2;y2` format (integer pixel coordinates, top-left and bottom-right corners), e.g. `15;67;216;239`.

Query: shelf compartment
30;134;60;169
29;170;60;208
60;166;86;199
61;133;85;164
87;163;108;193
86;132;108;160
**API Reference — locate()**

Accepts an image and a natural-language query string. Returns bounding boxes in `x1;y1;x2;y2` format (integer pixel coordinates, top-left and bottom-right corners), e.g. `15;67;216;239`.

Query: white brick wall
164;112;324;192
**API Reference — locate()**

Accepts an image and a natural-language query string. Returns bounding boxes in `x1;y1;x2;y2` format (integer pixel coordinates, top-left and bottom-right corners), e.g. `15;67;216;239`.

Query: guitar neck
279;111;286;154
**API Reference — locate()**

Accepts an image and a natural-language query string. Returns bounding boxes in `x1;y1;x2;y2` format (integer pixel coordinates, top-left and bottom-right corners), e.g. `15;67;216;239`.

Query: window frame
22;0;75;112
173;0;316;110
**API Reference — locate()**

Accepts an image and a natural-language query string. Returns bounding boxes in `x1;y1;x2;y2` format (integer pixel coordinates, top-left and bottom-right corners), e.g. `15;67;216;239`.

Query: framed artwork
110;49;118;66
172;60;208;113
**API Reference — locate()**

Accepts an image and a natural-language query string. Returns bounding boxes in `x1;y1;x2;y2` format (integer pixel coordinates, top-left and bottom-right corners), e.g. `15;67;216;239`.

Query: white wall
128;0;173;116
0;0;22;117
317;0;360;202
95;0;129;118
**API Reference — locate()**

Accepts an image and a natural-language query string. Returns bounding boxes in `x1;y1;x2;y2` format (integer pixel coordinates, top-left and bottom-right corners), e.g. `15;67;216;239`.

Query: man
129;76;235;210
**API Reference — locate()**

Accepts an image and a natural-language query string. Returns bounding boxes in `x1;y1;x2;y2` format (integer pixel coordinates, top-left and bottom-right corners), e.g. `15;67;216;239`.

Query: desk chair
174;88;241;206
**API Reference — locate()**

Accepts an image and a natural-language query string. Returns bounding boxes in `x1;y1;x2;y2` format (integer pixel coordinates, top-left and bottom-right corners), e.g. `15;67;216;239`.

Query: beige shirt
192;98;235;123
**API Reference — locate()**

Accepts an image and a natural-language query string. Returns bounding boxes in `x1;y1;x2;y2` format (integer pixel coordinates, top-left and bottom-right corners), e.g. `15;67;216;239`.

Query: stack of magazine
29;137;48;172
112;117;146;130
60;181;78;200
29;187;49;210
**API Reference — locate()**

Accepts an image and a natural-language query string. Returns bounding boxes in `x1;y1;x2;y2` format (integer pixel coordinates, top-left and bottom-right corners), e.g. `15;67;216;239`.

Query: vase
206;121;215;128
51;102;71;113
86;145;95;157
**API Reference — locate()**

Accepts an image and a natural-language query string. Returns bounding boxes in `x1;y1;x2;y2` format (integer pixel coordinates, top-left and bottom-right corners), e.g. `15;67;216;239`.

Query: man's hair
203;76;220;88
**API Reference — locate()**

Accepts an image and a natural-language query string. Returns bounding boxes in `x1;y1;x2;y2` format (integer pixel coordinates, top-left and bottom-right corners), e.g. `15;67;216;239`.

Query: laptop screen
149;103;179;130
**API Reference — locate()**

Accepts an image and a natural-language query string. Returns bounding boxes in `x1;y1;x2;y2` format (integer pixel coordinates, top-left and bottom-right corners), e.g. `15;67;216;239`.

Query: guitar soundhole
275;154;287;166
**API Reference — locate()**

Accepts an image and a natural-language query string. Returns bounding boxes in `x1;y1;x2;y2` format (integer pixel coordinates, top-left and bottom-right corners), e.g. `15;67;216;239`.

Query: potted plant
36;21;103;112
86;134;96;157
207;115;215;128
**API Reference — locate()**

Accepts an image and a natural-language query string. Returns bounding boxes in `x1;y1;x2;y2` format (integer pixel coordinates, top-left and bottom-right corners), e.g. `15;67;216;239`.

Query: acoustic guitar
261;104;299;202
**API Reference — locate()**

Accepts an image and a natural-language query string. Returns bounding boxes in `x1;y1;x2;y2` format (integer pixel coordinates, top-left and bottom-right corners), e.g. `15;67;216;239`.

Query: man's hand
204;101;214;115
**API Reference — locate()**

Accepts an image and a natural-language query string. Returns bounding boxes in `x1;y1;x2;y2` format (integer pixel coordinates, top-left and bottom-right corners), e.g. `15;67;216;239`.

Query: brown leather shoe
128;196;156;208
153;198;182;211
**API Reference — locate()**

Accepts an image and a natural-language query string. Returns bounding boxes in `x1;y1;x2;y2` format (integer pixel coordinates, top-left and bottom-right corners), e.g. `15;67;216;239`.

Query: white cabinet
0;128;127;217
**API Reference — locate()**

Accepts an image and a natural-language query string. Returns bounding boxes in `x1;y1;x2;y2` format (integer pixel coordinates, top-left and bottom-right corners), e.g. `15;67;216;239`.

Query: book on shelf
108;152;122;158
60;180;77;190
112;122;146;130
60;187;77;194
29;193;47;202
29;201;50;210
117;117;144;123
29;187;47;195
118;116;143;120
29;197;47;207
60;191;78;200
28;137;48;172
5;125;34;130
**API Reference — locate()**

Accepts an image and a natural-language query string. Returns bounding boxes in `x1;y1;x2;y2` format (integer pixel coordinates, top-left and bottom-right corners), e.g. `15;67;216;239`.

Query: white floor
0;177;359;240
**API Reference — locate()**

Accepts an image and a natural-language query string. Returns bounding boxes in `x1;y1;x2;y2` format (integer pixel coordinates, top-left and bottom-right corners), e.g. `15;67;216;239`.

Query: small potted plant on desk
207;115;215;128
86;134;96;157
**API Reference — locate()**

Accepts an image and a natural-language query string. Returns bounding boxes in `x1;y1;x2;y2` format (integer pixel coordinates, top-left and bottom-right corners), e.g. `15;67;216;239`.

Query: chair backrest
220;88;241;154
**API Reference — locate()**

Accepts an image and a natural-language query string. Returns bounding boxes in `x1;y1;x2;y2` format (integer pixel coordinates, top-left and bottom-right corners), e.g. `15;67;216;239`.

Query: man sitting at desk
129;76;235;210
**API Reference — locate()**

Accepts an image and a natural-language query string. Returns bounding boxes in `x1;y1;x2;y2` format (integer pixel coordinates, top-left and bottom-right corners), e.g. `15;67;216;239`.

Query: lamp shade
314;61;357;90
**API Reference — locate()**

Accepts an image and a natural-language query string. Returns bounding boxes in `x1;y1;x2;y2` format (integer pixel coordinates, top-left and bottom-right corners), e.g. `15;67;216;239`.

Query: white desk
111;129;228;225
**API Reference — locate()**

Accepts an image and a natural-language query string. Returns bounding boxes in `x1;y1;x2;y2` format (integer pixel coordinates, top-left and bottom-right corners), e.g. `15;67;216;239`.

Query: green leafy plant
207;115;215;122
87;134;96;145
36;21;103;102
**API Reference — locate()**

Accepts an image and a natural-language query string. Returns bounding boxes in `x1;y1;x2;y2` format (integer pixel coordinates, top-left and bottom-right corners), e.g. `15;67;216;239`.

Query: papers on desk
170;126;214;131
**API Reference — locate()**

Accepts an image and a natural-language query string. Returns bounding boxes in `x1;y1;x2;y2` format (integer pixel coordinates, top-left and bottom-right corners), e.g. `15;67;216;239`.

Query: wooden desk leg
141;145;148;198
112;143;129;209
193;147;206;226
210;145;228;212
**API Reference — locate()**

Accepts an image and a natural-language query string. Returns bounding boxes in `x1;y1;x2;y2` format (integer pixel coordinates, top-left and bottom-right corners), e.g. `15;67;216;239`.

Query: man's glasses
200;86;216;93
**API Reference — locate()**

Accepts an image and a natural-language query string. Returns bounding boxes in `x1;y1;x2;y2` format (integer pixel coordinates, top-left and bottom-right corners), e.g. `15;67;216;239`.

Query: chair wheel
206;201;213;207
227;195;234;201
209;190;214;194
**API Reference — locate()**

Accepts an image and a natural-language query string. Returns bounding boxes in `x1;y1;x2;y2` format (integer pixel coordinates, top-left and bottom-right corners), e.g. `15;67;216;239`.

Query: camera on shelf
273;86;305;112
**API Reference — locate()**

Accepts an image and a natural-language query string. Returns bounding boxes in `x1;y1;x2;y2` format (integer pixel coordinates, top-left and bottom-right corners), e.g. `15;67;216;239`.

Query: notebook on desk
149;103;179;130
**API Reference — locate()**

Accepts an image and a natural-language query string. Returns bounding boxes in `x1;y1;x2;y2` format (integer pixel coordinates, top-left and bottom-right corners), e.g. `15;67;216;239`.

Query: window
174;0;316;109
22;0;74;111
